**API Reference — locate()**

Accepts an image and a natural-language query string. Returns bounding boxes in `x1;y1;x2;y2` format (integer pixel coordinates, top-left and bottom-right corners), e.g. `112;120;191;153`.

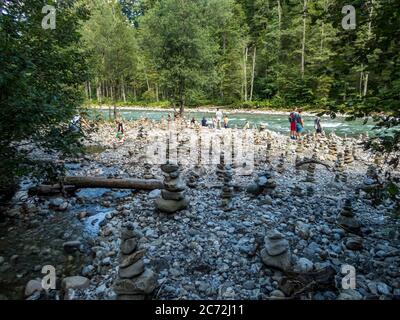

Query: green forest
1;0;399;192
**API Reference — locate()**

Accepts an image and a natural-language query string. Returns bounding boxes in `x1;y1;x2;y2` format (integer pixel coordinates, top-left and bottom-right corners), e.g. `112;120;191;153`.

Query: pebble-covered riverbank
0;119;399;300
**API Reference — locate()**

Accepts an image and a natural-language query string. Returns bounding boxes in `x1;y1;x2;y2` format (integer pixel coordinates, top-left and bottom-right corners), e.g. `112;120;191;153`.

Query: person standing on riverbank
223;115;229;128
201;116;208;127
295;109;304;139
216;108;223;129
289;107;298;139
314;116;323;134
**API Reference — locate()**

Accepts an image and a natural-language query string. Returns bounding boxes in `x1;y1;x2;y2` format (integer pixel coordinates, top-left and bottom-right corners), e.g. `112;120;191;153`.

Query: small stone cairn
114;228;157;300
155;162;189;213
337;198;361;234
260;230;292;271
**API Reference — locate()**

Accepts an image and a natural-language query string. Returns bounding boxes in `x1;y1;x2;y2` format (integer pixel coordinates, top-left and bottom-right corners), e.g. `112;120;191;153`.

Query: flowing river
90;108;376;137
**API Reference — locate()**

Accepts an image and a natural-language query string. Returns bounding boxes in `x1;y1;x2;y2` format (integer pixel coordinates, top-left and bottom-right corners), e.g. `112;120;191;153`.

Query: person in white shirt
215;108;223;129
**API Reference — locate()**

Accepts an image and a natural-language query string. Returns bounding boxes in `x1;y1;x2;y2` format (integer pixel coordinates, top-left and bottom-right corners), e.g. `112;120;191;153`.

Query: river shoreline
85;105;345;118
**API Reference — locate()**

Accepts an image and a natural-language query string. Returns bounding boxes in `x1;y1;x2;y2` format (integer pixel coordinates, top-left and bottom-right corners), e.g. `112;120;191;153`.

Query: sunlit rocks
337;198;361;234
260;230;291;271
155;162;189;213
114;228;157;300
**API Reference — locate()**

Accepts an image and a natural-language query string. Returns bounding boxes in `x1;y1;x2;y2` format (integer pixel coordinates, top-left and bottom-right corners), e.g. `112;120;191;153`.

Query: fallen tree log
29;177;164;196
63;176;164;190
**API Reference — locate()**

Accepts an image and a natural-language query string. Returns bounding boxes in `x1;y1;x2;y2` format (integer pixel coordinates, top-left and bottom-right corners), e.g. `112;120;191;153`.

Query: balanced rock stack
246;171;277;196
328;140;338;159
294;155;301;173
186;170;200;188
114;229;157;300
295;141;304;154
220;165;234;211
260;230;292;271
334;152;347;183
343;146;354;165
137;125;146;140
337;198;361;234
155;163;189;213
305;154;317;183
216;152;226;180
277;154;285;174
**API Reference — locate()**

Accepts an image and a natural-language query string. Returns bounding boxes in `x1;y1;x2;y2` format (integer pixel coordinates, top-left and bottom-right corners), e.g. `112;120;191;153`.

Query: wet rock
345;237;363;251
63;241;82;254
114;269;157;295
119;260;145;279
25;279;43;297
148;189;161;199
295;257;314;273
62;276;90;290
376;282;391;295
0;256;4;265
260;230;291;271
337;289;363;300
121;238;137;255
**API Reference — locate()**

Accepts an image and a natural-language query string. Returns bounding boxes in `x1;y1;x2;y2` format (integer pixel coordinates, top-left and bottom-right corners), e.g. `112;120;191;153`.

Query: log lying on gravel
63;176;163;190
29;177;164;195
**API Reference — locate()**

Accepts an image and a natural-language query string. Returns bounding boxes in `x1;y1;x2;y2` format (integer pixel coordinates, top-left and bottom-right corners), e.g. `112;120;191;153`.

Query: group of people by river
71;107;324;142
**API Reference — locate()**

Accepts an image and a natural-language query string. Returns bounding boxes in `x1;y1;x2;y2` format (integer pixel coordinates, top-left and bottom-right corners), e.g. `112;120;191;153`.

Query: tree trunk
250;46;256;101
155;83;159;102
301;0;308;78
243;46;248;101
121;79;126;103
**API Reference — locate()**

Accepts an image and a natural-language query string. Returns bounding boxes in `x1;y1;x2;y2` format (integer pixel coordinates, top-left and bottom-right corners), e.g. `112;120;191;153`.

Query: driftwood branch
296;159;331;170
29;176;164;196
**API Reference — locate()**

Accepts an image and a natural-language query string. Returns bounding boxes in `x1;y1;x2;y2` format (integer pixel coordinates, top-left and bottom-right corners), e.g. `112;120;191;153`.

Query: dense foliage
0;0;89;199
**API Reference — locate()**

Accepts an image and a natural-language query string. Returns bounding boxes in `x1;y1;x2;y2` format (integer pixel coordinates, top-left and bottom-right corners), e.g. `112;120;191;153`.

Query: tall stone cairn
328;140;338;159
277;153;285;174
216;151;225;180
114;228;157;300
305;154;317;183
155;162;189;213
220;165;234;211
334;152;347;183
344;145;354;165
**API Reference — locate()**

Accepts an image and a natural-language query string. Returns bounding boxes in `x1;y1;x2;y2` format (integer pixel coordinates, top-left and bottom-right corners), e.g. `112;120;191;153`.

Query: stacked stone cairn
328;140;338;160
216;151;226;181
186;170;200;188
337;198;361;234
155;162;189;213
374;153;384;166
137;124;146;140
260;230;292;271
277;153;285;174
344;145;354;165
334;152;347;183
113;228;157;300
305;154;317;183
220;165;234;211
295;141;304;154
